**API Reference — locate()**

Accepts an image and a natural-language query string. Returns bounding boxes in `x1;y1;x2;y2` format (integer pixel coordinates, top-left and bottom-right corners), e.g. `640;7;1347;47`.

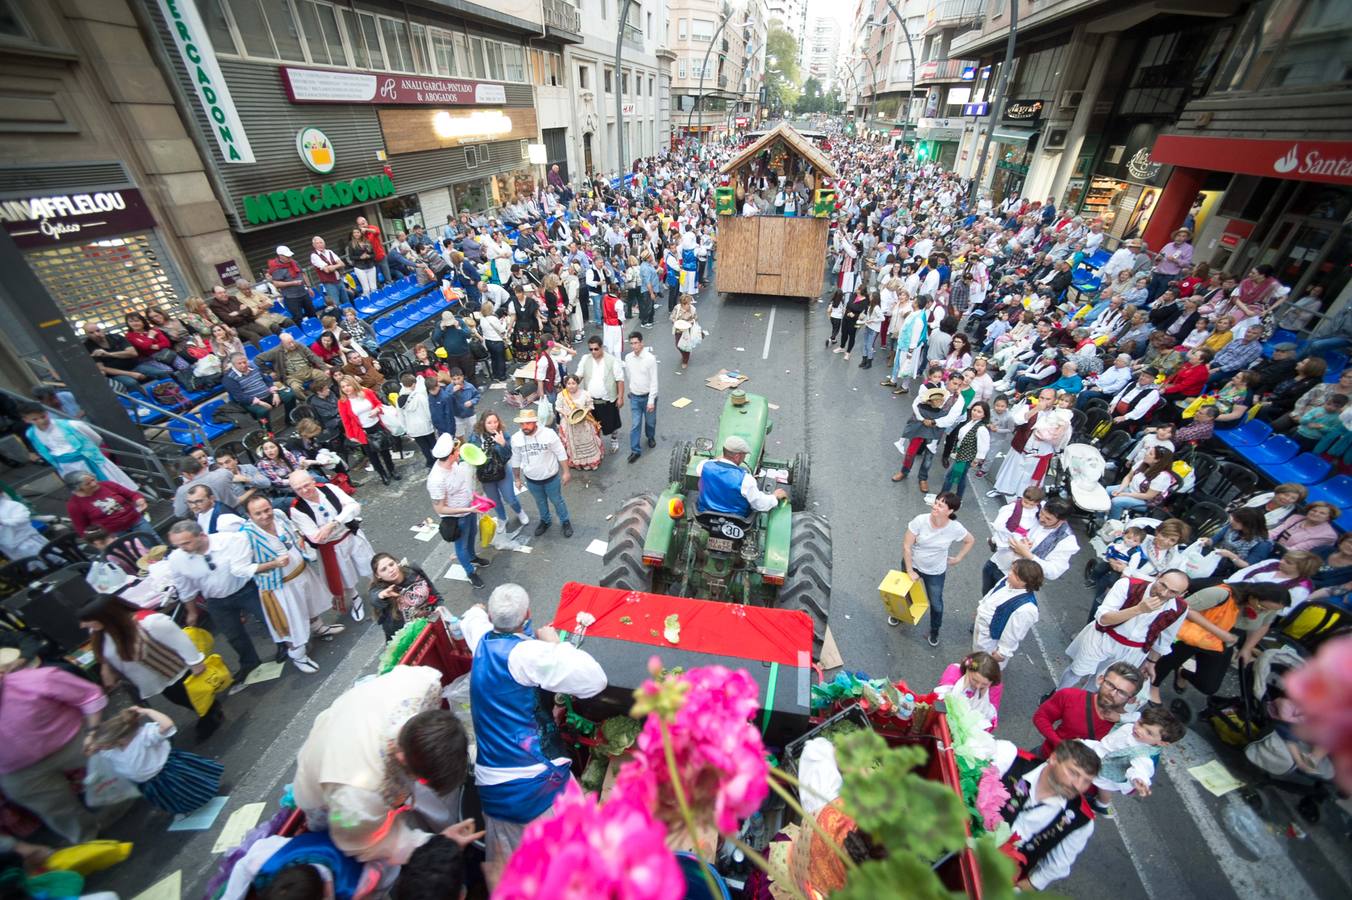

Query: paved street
87;277;1350;899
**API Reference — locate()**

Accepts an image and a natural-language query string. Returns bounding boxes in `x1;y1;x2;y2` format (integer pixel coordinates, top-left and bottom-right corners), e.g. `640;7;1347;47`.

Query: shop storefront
1074;122;1173;239
988;99;1043;203
913;118;965;170
1149;135;1352;305
0;166;188;332
144;0;545;278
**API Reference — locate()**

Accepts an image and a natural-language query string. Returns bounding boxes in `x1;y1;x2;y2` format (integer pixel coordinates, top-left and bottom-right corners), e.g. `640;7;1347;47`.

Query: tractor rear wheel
776;513;832;659
600;494;656;593
788;452;811;512
669;440;694;486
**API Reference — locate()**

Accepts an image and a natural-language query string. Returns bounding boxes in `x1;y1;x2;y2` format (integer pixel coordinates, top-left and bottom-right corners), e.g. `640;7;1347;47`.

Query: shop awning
990;126;1038;144
1152;134;1352;187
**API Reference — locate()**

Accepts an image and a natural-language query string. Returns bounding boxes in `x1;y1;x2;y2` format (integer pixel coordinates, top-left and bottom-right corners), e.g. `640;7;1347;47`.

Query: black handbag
470;338;490;361
438;515;462;542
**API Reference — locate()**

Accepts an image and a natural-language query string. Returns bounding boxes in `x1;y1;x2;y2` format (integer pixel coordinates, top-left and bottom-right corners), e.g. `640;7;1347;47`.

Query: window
601;0;608;20
431;28;457;75
1262;0;1352;88
622;70;630;95
484;40;504;80
264;0;305;60
225;0;305;61
453;178;490;214
350;10;385;70
469;36;486;78
604;67;614;93
678;58;686;79
478;143;490;163
647;12;652;36
678;18;688;41
452;32;470;75
549;51;563;87
410;23;431;74
692;18;715;42
578;65;590;89
465;146;478;168
504;44;526;82
195;0;236;54
380;17;415;72
296;0;346;67
648;76;654;97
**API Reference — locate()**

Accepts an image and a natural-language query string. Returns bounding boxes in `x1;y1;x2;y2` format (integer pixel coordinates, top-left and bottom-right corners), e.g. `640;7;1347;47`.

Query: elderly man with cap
0;646;108;843
462;584;607;882
267;245;318;323
287;470;375;620
696;435;787;518
256;332;330;398
510;408;572;538
427;434;490;589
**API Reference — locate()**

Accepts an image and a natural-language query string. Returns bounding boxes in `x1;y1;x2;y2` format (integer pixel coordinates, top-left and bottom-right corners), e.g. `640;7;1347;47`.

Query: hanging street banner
156;0;255;163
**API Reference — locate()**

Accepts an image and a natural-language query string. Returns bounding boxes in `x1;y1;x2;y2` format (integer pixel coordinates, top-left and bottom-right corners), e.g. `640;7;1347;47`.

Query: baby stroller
1045;442;1110;524
1200;610;1347;825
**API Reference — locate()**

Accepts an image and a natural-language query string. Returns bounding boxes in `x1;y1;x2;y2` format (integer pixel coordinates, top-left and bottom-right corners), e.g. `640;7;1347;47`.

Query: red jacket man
1031;661;1143;757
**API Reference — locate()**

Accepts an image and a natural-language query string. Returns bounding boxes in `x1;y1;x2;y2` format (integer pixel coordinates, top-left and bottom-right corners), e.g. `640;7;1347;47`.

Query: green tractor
600;391;832;656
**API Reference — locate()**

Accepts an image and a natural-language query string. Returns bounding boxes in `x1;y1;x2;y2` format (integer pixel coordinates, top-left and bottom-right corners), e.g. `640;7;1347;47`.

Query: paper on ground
131;869;181;900
414;528;437;542
490;382;506;390
167;794;227;831
671;397;692;409
1188;760;1245;796
585;539;607;556
212;802;267;853
444;563;470;582
242;661;285;686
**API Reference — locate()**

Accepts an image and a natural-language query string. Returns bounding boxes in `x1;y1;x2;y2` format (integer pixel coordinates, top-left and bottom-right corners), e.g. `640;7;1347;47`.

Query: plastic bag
193;354;222;378
184;653;233;715
83;757;141;809
535;395;556;427
1176;543;1221;579
381;403;407;436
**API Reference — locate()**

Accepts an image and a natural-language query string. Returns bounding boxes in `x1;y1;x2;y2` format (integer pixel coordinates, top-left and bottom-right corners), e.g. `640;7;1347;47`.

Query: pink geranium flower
1283;634;1352;792
616;662;770;835
975;764;1011;831
495;781;682;900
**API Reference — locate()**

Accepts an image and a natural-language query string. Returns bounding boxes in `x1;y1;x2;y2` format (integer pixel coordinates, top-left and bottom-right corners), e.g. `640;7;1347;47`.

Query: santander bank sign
1152;135;1352;187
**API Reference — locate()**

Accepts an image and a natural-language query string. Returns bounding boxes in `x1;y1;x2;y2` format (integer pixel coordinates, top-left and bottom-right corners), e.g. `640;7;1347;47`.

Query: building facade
804;14;841;91
669;0;766;140
845;0;923;133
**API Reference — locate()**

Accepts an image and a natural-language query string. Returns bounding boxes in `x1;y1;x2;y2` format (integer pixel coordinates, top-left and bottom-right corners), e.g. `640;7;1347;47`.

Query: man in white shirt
185;485;244;534
463;584;606;876
984;497;1080;593
1077;354;1134;408
166;520;265;679
510;409;572;538
1061;570;1191;689
622;332;658;463
1107;369;1163;428
973;558;1045;668
575;337;625;452
309;236;349;307
695;436;787;518
992;738;1100;891
1100;238;1141;282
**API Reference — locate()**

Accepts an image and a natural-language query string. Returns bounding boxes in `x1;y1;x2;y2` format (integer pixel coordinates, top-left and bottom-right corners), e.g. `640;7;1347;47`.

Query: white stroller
1048;442;1111;521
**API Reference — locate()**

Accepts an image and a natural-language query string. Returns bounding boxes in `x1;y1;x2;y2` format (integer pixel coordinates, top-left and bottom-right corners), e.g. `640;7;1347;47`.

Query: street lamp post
614;0;634;178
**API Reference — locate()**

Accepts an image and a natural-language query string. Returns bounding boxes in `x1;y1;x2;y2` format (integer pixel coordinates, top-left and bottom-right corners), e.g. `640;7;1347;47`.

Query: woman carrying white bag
671;294;703;370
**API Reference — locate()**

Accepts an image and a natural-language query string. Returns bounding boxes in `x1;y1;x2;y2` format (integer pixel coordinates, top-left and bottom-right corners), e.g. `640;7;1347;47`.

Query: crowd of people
0;122;1348;899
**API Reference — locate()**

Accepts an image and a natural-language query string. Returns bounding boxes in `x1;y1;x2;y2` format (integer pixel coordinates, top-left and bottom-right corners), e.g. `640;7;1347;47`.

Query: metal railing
916;57;978;84
623;23;644;51
543;0;582;33
928;0;986;30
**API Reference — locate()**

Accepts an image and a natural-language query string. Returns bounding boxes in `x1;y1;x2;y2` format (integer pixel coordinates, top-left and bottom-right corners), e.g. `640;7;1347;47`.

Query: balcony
915;57;978;85
925;0;986;33
623;23;644;52
542;0;582;43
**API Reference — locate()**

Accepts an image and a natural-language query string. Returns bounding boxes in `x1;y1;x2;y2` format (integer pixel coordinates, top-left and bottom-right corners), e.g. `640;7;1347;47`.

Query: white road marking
761;306;776;359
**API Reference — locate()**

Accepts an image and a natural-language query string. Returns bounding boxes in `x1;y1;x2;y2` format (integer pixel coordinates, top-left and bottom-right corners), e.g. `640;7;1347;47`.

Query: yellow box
879;570;929;625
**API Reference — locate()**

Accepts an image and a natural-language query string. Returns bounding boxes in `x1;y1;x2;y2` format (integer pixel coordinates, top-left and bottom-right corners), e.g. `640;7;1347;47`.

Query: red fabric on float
553;582;813;666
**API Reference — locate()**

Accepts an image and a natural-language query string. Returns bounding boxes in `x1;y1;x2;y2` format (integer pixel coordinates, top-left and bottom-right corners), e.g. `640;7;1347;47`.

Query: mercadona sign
241;174;397;226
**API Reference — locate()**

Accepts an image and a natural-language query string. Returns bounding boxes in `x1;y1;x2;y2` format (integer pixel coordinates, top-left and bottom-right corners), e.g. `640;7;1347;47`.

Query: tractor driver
695;435;787;518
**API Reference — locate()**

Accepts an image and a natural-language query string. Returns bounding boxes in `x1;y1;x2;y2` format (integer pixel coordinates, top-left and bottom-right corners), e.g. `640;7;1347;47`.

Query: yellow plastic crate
879;569;929;625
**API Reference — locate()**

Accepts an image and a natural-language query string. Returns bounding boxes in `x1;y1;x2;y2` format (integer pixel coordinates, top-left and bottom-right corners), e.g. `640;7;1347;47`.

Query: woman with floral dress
555;374;604;470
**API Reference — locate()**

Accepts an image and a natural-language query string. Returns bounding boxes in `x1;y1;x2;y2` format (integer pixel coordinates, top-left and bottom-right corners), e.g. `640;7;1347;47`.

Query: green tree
765;25;801;113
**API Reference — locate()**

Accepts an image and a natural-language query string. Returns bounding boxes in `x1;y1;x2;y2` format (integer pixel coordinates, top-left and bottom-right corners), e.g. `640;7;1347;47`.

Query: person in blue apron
462;584;607;883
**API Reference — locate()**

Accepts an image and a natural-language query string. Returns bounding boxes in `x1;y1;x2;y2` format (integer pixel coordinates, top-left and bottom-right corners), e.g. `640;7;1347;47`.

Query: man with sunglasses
1032;661;1145;759
166;519;267;684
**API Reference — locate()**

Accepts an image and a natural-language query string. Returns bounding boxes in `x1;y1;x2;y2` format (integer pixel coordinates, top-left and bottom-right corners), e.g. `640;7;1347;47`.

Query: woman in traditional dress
238;493;343;673
554;374;604;470
506;286;544;361
670;293;701;368
21;403;138;489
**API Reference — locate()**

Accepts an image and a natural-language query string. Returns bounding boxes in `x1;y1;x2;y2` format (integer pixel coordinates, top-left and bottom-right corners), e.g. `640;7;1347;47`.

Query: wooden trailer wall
715;216;828;298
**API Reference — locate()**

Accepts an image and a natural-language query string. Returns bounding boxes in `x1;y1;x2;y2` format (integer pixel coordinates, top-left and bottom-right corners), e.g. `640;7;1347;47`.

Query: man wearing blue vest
462;584;606;880
695;436;786;518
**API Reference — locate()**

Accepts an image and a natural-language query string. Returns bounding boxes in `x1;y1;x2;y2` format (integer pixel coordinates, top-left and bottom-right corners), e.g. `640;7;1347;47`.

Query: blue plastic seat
1307;474;1352;509
1245;434;1301;467
1264;452;1332;487
1323;352;1347;381
284;326;304;342
300;317;322;339
257;334;280;352
118;395;166;426
1217;419;1273;448
244;343;259;360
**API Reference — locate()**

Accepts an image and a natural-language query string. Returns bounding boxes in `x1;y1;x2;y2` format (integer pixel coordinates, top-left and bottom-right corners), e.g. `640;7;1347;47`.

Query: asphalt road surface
91;272;1349;899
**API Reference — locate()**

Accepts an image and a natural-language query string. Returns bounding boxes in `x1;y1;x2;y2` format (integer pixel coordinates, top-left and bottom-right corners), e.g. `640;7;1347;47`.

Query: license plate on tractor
707;537;736;553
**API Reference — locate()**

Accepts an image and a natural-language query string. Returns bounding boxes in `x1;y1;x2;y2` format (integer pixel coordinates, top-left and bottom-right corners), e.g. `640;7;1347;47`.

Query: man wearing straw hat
427;433;490;589
510;408;573;539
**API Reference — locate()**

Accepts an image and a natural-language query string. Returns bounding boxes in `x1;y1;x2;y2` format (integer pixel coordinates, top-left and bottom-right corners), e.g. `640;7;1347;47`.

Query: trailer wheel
788;452;810;512
668;440;693;487
776;513;832;659
600;494;656;593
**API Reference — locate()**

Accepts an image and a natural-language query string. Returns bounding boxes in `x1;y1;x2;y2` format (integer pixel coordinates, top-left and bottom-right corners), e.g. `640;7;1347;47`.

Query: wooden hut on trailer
715;123;838;299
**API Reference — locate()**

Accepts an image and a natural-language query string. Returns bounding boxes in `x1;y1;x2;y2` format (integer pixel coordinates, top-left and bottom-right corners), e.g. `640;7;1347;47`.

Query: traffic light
916;144;929;162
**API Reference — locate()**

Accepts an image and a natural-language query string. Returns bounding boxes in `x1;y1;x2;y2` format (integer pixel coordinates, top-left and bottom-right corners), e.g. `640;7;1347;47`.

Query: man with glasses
1032;661;1145;759
184;485;244;534
1060;570;1191;690
574;336;625;453
166;520;266;683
